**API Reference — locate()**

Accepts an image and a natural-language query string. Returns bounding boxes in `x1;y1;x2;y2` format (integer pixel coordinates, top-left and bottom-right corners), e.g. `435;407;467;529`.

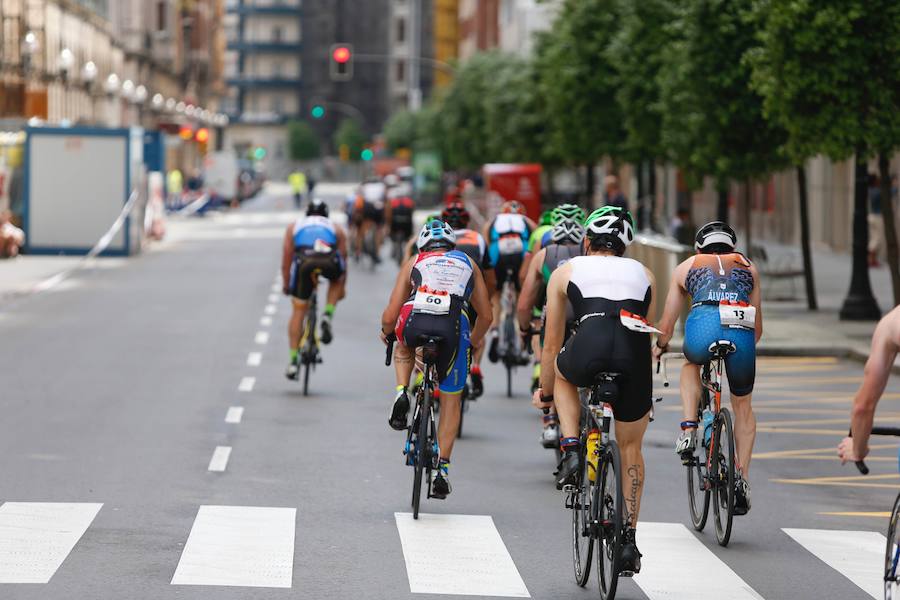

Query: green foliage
438;51;500;168
657;0;787;187
333;119;367;162
747;0;900;161
534;0;624;164
286;120;321;161
383;110;418;152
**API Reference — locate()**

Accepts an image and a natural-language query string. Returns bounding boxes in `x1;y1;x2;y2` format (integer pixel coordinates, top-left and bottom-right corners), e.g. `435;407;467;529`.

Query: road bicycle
852;426;900;600
661;342;739;547
492;267;529;397
567;372;631;600
386;335;441;520
293;275;324;396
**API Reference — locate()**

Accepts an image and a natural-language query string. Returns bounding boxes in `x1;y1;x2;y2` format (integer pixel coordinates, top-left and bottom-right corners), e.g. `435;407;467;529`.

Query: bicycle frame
701;358;725;475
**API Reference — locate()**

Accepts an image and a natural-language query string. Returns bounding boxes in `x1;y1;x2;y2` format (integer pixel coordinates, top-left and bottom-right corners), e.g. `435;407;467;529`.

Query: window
271;61;283;77
396;60;405;83
272;96;283;114
156;1;167;32
396;17;405;43
272;25;283;43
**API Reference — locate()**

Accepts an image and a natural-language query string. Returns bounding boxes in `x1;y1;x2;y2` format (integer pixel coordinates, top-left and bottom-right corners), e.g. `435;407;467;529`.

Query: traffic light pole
311;98;367;128
351;53;456;76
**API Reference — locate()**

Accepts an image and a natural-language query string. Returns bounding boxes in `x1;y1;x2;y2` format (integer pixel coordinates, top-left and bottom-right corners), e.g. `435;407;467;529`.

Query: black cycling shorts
290;251;345;301
495;254;523;291
390;208;414;238
395;304;471;394
363;202;385;225
556;317;652;422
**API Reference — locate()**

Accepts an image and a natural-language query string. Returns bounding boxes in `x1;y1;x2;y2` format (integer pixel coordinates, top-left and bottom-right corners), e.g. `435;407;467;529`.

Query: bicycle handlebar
849;426;900;474
657;352;685;388
385;334;396;366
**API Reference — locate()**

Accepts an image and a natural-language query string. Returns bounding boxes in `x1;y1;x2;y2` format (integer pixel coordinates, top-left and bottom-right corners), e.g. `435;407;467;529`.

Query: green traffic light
361;149;373;161
311;105;325;119
253;147;267;160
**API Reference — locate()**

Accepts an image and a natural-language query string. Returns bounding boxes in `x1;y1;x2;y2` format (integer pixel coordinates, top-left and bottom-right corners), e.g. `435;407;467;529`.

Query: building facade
388;0;435;112
458;0;498;61
433;0;458;89
497;0;558;57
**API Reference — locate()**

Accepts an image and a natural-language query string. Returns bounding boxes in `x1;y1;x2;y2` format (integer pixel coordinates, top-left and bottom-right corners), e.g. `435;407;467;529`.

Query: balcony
227;40;302;53
226;76;301;89
226;3;302;16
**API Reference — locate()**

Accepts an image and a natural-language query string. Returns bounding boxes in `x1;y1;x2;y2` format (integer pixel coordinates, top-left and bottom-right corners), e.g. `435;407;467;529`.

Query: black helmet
307;198;329;217
694;221;736;253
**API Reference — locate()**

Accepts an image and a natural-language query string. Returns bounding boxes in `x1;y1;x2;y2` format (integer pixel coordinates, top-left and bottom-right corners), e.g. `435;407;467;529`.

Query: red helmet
441;201;470;229
501;200;525;214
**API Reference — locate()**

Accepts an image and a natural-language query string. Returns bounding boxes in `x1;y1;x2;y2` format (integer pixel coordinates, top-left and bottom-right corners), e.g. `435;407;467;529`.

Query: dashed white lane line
0;502;103;583
268;294;279;303
225;407;244;424
270;284;280;293
260;316;273;327
784;528;884;599
171;505;295;588
208;447;232;472
264;304;277;315
247;352;262;366
395;512;530;597
255;331;269;344
238;377;256;392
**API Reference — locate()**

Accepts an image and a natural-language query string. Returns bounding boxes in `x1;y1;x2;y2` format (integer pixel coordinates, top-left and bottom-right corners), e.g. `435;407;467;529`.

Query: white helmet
384;173;400;187
551;219;586;245
416;219;456;251
584;206;635;255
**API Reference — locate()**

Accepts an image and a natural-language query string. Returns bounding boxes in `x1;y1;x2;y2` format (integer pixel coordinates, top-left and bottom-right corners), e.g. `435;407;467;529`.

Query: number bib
719;301;756;330
498;234;523;255
413;286;451;315
313;238;333;254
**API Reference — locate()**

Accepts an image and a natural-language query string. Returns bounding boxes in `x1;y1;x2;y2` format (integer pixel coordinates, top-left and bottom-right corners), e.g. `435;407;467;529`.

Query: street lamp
81;61;98;88
59;48;75;83
151;93;164;110
175;101;186;114
165;97;176;112
104;73;121;96
121;79;135;101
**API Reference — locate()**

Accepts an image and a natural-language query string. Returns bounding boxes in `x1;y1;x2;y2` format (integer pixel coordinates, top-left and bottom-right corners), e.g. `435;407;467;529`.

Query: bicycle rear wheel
596;440;624;600
686;447;710;531
884;492;900;599
711;408;736;546
411;387;430;520
572;437;595;587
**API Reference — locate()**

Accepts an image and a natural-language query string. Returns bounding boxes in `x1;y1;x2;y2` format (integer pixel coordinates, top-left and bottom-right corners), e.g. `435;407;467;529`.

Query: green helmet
539;210;553;227
551;203;587;225
584;206;635;255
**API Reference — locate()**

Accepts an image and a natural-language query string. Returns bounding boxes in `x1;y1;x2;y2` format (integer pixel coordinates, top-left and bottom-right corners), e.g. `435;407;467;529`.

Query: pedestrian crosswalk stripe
394;512;530;597
634;522;764;599
784;528;884;599
0;502;102;583
172;505;296;588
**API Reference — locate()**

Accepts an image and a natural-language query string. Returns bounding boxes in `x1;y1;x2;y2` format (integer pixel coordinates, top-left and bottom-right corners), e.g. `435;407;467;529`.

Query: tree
438;51;500;169
333;118;367;162
748;0;900;316
286;121;321;161
383;110;418;153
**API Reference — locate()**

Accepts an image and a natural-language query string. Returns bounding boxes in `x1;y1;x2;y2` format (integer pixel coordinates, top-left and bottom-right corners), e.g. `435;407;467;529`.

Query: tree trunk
840;153;881;320
636;161;646;230
797;166;818;310
649;158;658;232
744;180;753;254
585;163;596;209
878;153;900;306
717;186;729;222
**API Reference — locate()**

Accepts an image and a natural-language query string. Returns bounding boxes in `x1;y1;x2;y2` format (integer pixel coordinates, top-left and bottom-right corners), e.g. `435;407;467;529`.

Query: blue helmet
416;219;456;251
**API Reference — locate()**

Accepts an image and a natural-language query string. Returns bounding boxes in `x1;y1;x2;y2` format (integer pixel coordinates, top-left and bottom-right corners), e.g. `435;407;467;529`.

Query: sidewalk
0;256;84;299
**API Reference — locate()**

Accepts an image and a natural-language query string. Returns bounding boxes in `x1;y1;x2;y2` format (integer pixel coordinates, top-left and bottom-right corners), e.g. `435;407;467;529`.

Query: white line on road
207;446;232;472
0;502;103;583
225;407;244;424
264;304;277;315
395;512;529;597
633;522;764;599
172;505;296;588
784;528;884;599
270;284;280;292
268;294;279;303
255;331;269;345
238;377;256;392
247;352;262;366
260;316;273;327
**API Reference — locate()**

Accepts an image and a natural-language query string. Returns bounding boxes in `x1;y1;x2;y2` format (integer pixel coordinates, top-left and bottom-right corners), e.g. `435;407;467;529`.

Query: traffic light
330;44;354;81
311;104;325;119
253;146;267;160
195;128;209;155
360;148;374;161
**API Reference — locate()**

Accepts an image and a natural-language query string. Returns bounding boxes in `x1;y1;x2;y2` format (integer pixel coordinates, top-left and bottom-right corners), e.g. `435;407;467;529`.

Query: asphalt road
0;184;898;600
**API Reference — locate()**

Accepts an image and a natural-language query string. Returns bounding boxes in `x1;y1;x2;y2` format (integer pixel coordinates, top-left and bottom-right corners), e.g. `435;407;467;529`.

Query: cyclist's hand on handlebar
532;388;552;411
380;330;394;346
652;342;668;361
837;436;867;464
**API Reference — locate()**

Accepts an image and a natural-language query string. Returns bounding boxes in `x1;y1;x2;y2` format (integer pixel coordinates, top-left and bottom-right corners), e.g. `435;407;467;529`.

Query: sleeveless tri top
293;215;337;250
411;250;475;301
566;255;651;320
685;253;754;307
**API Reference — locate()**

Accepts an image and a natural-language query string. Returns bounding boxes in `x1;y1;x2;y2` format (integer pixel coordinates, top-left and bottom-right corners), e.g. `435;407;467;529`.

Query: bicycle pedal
562;484;576;493
620;570;635;578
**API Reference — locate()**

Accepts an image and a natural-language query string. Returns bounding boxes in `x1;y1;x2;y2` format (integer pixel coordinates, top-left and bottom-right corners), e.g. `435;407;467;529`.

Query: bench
749;244;805;301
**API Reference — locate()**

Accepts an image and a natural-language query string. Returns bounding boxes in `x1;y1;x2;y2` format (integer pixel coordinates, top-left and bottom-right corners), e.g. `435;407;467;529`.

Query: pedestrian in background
604;175;628;211
868;172;884;267
289;170;308;210
166;168;183;210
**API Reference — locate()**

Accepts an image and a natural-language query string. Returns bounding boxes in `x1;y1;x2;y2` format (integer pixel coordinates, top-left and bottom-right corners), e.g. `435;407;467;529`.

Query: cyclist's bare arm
517;248;546;331
469;263;494;347
644;267;658;326
281;224;295;292
655;257;692;348
748;262;763;343
336;227;349;279
381;258;415;334
841;306;900;462
539;263;571;396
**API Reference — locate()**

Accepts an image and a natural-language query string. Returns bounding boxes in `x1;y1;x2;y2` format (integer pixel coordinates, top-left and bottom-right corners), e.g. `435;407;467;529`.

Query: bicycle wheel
572;436;594;587
411;386;430;520
686;445;710;531
711;408;736;546
458;387;467;438
884;492;900;599
302;311;316;396
596;440;624;600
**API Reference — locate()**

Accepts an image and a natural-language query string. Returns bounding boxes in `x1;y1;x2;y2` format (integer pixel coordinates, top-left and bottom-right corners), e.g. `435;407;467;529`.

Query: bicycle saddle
590;372;623;405
708;340;737;357
416;335;445;362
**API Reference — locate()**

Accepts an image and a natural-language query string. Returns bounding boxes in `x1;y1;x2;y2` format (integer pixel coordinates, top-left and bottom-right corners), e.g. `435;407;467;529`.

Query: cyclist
442;201;494;398
482;200;537;362
387;179;415;258
518;205;586;448
653;221;762;516
535;206;654;574
354;178;387;262
838;305;900;464
282;198;348;379
381;220;493;498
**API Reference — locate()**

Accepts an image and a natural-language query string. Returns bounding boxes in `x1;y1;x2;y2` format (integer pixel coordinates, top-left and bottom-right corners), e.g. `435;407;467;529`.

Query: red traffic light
332;46;351;64
195;128;209;143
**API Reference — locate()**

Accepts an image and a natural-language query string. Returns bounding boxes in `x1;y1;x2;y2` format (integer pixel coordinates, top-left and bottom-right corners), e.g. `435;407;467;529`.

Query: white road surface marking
260;316;273;326
171;505;296;588
268;294;279;303
255;331;269;344
784;528;884;599
264;304;277;315
207;446;232;472
633;522;765;599
0;502;103;583
395;512;529;597
225;407;244;424
247;352;262;366
238;377;256;392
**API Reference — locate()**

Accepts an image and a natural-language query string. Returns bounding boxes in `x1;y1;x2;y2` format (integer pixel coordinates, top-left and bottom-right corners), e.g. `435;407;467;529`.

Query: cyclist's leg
435;313;470;460
615;414;650;523
679;308;718;450
724;329;757;474
288;257;315;351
